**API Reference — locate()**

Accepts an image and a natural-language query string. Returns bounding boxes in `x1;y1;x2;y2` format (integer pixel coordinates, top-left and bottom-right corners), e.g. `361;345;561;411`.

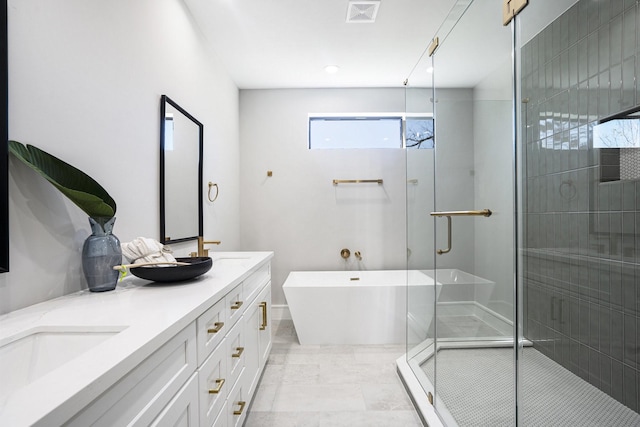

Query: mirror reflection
160;95;203;244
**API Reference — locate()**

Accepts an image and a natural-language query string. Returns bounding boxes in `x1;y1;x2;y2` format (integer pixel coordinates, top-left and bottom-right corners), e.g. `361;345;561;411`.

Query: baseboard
271;304;291;320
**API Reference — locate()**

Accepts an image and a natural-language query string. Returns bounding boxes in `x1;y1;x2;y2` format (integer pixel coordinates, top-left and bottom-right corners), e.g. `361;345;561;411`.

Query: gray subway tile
601;354;613;395
612;358;625;402
611;309;625;361
624;313;637;368
623;8;637;60
624;364;638;411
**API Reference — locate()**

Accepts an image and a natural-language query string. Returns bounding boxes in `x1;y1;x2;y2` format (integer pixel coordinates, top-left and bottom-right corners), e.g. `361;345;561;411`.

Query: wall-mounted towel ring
208;182;219;202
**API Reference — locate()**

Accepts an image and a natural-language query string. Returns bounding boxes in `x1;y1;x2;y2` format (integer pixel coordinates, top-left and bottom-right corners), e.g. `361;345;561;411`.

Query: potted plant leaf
9;140;121;291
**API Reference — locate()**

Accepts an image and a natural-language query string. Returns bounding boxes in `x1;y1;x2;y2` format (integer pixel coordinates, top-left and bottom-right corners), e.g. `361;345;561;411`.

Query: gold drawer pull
232;346;244;358
231;301;243;310
233;401;246;416
207;322;224;334
259;302;268;330
208;378;225;394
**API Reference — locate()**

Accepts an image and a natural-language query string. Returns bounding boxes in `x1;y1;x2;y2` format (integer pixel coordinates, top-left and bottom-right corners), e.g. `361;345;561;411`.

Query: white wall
1;0;241;314
239;88;411;306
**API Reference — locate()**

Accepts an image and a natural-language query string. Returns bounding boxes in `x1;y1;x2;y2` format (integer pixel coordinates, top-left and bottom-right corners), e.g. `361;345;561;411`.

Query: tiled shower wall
521;0;639;412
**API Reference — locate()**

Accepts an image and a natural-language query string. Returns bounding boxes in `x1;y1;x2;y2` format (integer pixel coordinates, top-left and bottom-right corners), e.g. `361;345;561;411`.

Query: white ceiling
182;0;578;90
183;0;457;89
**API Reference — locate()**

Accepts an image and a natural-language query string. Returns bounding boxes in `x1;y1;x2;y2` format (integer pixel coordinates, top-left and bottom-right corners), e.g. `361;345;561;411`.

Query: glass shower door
430;0;516;425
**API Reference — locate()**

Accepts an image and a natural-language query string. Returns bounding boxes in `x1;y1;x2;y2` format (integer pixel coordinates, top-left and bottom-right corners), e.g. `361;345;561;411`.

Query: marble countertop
0;251;273;426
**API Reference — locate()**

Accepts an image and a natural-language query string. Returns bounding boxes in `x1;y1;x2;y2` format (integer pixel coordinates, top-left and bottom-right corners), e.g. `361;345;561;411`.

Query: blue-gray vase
82;217;121;292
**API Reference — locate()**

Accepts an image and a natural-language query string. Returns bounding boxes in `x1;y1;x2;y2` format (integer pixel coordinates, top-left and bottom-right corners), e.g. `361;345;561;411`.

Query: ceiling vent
346;1;380;23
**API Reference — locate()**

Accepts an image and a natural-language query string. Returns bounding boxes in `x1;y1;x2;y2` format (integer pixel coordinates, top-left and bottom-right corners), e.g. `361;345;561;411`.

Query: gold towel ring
208;182;219;202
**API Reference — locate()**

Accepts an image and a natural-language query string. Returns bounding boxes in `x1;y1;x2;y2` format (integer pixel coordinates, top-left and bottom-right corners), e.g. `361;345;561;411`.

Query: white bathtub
283;270;442;345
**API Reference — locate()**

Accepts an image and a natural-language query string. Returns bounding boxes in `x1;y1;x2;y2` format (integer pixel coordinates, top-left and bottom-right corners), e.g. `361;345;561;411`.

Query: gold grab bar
430;209;492;217
430;209;493;255
333;179;383;185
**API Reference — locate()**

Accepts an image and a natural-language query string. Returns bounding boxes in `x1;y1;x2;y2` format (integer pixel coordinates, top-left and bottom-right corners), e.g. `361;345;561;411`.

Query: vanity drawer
196;298;227;365
226;372;249;427
65;323;197;427
226;317;245;391
243;263;270;304
198;344;228;427
225;283;245;327
150;373;199;427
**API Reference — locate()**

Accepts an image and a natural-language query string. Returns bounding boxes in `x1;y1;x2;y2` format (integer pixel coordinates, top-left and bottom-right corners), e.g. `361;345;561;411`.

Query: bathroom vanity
0;251;273;427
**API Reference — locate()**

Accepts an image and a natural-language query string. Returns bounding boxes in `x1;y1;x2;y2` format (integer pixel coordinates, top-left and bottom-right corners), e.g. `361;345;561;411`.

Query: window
308;114;433;149
405;117;434;149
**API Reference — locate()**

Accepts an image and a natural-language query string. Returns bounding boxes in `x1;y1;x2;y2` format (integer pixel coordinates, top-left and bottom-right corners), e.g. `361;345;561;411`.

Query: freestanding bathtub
283;270;442;345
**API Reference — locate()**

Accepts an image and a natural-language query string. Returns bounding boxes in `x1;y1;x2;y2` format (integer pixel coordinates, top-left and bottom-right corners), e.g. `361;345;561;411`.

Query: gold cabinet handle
259;302;268;330
231;301;243;310
207;322;224;334
233;401;246;416
232;346;245;358
208;378;225;394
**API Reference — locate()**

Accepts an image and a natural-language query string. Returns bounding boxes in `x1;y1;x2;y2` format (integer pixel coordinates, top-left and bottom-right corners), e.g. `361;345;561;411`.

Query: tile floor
245;319;423;427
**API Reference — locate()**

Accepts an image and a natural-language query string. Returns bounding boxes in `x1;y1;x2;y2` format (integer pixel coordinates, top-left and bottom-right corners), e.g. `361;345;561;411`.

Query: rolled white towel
121;237;177;265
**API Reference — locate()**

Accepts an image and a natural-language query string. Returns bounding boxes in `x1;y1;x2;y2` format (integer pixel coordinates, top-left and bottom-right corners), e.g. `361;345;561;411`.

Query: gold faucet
190;236;221;257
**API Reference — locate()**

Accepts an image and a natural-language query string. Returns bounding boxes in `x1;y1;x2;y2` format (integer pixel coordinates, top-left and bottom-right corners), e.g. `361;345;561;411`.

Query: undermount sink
0;326;126;401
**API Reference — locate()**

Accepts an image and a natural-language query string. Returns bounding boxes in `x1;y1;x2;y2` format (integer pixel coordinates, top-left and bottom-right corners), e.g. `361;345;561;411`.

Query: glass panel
517;0;640;425
431;0;515;425
405;64;437;406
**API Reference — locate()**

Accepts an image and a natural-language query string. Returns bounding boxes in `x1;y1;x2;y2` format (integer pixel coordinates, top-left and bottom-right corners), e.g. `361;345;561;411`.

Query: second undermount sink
0;326;126;401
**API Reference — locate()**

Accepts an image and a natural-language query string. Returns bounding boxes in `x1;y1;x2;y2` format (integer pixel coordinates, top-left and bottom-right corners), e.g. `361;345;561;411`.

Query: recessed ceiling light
325;65;340;74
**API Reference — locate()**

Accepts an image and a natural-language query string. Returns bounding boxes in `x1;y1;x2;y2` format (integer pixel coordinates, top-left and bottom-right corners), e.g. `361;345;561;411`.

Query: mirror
159;95;203;244
0;0;7;273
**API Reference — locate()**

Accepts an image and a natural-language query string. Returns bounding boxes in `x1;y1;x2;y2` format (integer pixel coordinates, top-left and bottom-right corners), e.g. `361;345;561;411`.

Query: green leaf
9;140;116;220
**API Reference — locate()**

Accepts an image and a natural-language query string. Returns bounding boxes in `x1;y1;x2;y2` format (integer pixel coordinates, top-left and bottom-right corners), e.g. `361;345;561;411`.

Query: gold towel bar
333;179;383;185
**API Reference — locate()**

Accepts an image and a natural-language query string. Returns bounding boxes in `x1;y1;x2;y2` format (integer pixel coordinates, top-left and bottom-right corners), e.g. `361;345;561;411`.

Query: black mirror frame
0;0;8;273
159;95;203;245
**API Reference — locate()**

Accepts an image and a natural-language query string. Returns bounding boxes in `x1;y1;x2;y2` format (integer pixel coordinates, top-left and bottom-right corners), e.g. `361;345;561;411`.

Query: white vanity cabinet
195;260;272;427
244;283;272;399
3;253;276;427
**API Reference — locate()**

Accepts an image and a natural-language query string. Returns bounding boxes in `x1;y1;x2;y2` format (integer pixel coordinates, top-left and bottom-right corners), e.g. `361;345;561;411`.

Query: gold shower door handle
430;209;492;255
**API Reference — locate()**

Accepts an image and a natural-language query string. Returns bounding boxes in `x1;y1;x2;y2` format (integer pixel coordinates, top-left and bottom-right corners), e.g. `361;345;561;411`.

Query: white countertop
0;251;273;427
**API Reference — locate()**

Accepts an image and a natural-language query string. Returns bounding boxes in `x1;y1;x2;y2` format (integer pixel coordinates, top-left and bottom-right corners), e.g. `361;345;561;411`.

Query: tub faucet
191;236;221;257
354;251;362;261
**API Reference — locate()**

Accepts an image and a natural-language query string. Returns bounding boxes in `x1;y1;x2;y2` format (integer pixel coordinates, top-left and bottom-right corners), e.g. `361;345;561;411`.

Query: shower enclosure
401;0;640;425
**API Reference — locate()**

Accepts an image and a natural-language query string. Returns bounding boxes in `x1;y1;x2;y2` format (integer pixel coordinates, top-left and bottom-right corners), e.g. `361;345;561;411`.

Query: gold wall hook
208;182;219;202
